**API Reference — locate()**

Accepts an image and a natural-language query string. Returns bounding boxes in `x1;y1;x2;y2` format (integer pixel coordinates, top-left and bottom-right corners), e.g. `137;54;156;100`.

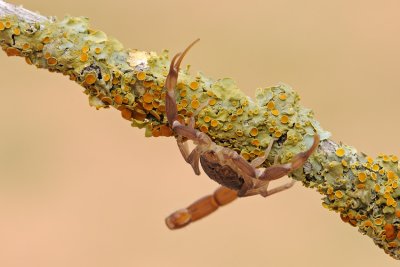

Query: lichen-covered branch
1;1;399;259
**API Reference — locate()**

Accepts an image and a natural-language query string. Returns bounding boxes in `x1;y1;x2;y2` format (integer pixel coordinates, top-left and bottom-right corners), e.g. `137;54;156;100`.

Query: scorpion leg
250;139;274;167
243;180;296;197
242;135;319;197
165;186;238;230
258;134;320;182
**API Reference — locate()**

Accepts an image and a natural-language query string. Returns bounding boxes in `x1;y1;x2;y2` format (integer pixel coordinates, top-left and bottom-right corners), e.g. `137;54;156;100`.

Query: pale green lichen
1;14;400;259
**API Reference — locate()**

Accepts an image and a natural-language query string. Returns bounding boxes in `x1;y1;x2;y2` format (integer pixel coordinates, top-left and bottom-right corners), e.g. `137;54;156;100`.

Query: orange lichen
266;101;275;110
335;190;344;199
151;127;161;137
132;108;147;121
278;93;287;101
356;184;366;189
209;98;217;106
387;171;396;180
44;52;51;59
95;47;102;54
374;218;383;226
358;172;367;183
386;198;396;207
80;53;88;62
149;110;160;121
179;90;187;97
22;43;30;50
274;130;282;138
4;21;11;28
210;119;219;127
280;115;289;124
24;57;32;65
191;99;200;109
189;81;199;90
143;102;153;111
143;81;153;88
47;57;57;66
120;108;132;120
250;128;258;137
157;104;166;113
42;36;50;43
235;130;243;137
84;73;97;85
137;71;146;81
251;139;260;147
384;224;397;241
103;74;111;82
372;164;380;172
112;78;120;85
81;45;90;53
200;125;208;133
271;109;279;116
364;220;373;227
375;184;381;193
180;99;188;107
396;210;400;218
241;152;250;161
5;47;21;56
143;93;153;103
12;27;20;35
0;21;4;31
101;97;113;105
204;116;211;123
335;148;345;157
391;155;398;162
159;125;173;137
114;95;123;105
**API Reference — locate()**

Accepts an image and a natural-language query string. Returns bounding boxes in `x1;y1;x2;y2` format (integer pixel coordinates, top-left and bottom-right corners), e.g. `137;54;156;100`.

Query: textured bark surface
0;1;399;259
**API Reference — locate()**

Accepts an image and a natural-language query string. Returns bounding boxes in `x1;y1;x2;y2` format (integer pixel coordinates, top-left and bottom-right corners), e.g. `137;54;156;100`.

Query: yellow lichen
137;71;146;81
358;172;367;183
335;190;344;199
335;148;345;157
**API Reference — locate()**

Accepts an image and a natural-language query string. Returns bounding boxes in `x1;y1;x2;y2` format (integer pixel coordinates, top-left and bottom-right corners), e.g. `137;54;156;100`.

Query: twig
0;1;399;259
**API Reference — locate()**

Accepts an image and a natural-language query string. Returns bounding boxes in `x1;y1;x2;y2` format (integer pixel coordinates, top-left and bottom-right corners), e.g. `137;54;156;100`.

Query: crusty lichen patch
1;14;400;259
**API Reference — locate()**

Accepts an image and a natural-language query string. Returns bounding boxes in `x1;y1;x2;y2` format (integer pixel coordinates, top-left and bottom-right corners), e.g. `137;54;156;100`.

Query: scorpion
164;40;320;229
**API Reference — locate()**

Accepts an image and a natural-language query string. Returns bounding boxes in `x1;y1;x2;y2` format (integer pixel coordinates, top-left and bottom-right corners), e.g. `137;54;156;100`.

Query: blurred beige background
1;0;399;266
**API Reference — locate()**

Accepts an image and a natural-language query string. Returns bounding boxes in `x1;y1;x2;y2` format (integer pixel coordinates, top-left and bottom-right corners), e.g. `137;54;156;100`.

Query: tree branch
0;1;399;259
